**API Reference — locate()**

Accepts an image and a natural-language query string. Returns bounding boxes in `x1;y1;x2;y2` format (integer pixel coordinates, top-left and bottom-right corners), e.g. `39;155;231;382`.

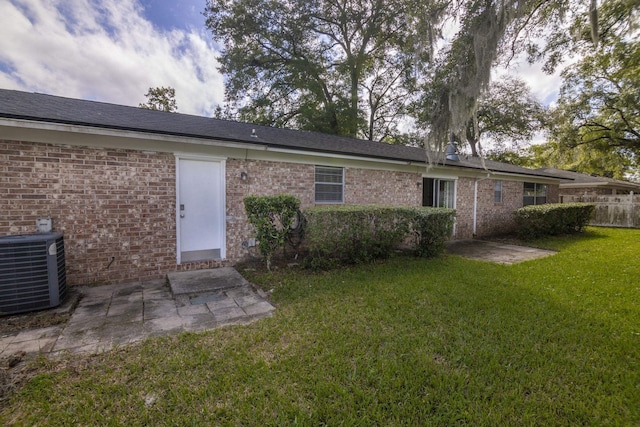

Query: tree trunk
468;137;479;157
465;122;479;157
349;68;359;138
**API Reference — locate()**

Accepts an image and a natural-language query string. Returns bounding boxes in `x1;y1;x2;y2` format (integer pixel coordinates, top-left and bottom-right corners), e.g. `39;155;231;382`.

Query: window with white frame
422;178;455;208
315;166;344;203
494;180;503;203
523;182;547;206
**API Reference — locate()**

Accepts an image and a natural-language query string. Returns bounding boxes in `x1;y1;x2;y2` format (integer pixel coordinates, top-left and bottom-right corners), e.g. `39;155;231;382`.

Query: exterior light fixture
240;172;248;181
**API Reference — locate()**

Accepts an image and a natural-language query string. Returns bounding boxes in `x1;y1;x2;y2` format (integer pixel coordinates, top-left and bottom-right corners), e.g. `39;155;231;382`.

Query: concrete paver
0;269;275;359
206;298;240;311
214;306;247;323
177;303;210;316
235;294;262;307
243;301;277;317
144;299;179;320
168;267;249;294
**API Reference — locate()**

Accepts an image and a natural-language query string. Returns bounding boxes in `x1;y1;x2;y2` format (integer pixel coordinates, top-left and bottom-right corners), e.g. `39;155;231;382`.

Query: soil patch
0;290;79;335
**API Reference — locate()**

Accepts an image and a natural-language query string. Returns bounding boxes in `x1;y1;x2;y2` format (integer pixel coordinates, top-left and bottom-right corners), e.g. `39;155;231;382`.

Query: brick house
0;89;561;286
536;167;640;199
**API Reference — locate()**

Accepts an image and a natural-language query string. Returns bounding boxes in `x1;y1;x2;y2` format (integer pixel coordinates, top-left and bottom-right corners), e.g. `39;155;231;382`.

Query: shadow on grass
3;229;638;425
237;228;640;424
524;227;610;251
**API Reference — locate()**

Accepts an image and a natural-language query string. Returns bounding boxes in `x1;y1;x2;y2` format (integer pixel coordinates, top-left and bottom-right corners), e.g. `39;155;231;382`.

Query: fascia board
0;117;428;172
560;181;640;190
1;117;562;183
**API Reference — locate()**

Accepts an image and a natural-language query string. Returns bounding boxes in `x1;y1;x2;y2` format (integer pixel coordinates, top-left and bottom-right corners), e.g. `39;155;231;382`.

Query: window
315;166;344;203
523;182;547;206
422;178;455;208
494;180;503;203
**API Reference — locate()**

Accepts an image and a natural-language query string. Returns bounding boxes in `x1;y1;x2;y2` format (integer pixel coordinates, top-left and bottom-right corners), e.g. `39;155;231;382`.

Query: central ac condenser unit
0;232;67;315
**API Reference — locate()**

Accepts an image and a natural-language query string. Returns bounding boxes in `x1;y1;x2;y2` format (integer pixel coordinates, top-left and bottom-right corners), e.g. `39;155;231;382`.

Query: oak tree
204;0;441;141
139;86;178;112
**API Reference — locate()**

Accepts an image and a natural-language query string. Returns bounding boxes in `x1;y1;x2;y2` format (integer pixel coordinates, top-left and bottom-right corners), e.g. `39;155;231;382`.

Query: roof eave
1;113;561;180
560;181;640;190
443;162;563;181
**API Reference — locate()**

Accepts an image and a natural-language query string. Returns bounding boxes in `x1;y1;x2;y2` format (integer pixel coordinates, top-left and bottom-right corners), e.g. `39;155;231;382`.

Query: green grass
2;227;639;425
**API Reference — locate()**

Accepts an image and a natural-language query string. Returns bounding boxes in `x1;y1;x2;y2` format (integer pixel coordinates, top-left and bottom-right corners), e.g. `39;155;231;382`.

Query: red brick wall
345;168;421;206
474;179;523;237
1;140;177;285
2;138;557;285
225;159;316;263
224;160;422;261
455;179;559;238
455;178;475;239
547;183;560;202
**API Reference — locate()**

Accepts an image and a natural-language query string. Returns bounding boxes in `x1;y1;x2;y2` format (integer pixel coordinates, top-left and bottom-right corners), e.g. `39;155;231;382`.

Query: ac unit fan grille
0;233;67;315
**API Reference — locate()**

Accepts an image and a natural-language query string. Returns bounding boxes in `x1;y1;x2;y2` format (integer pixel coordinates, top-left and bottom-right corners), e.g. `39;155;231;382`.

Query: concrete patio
0;268;275;358
446;239;556;264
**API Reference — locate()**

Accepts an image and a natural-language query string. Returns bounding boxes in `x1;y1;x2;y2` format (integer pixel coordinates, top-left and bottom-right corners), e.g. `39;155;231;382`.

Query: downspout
473;173;492;238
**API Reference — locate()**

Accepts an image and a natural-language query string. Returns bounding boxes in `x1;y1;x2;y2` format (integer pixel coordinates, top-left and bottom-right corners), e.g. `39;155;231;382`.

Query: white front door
177;158;225;262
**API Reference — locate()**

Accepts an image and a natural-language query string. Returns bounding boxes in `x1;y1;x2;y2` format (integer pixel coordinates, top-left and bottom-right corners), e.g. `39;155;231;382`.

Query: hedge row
304;206;455;268
514;203;595;240
243;196;456;269
301;205;455;268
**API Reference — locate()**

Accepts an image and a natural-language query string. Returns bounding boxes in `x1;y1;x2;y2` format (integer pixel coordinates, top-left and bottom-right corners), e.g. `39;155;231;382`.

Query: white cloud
493;53;564;108
0;0;224;116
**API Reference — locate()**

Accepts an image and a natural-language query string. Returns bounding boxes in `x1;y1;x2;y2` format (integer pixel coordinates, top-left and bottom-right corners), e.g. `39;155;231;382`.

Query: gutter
560;181;640;191
0;115;425;165
0;114;564;181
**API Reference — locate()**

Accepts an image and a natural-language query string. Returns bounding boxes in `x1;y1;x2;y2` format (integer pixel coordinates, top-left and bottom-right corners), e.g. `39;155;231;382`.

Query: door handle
180;204;185;218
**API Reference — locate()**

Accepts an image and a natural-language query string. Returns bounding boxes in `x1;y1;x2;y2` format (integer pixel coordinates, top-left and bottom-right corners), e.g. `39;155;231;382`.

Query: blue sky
0;0;223;116
0;0;562;121
139;0;205;32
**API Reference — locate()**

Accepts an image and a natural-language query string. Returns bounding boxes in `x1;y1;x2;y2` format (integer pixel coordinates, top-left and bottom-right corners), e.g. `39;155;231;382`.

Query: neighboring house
536;167;640;200
0;89;561;285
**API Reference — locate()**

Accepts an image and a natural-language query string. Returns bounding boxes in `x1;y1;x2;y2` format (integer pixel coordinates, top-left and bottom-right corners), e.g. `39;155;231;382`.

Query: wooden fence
562;193;640;228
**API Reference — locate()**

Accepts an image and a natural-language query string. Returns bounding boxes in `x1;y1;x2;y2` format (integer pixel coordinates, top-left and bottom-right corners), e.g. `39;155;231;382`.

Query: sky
0;0;223;116
0;0;563;120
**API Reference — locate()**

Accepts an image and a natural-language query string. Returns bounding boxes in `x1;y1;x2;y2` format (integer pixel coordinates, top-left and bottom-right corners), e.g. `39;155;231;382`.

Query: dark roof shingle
0;89;558;179
536;167;640;188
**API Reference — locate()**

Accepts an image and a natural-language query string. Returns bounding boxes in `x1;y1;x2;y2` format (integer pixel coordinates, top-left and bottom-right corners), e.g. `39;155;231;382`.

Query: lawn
2;227;639;425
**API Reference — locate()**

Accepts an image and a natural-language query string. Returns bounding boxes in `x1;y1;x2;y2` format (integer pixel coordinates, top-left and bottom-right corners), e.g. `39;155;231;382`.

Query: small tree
139;86;178;112
244;195;301;270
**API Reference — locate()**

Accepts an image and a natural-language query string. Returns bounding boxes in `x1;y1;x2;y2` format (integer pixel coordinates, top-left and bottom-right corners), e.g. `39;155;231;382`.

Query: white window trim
423;177;457;209
524;182;548;206
494;180;503;203
423;177;457;236
314;165;344;204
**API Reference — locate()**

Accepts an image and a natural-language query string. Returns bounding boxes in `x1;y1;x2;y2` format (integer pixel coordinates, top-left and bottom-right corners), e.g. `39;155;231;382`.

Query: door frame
422;177;457;209
422;175;457;236
175;154;227;264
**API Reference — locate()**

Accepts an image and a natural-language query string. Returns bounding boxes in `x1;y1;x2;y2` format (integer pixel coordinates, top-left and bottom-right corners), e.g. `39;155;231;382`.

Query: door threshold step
167;267;250;296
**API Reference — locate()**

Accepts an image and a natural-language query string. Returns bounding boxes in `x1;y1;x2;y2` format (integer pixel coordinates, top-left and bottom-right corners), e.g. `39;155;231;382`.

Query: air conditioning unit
0;232;67;315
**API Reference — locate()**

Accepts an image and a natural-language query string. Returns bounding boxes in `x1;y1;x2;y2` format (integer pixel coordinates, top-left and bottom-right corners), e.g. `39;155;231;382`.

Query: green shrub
244;194;301;269
303;206;455;268
514;203;595;240
409;207;457;257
